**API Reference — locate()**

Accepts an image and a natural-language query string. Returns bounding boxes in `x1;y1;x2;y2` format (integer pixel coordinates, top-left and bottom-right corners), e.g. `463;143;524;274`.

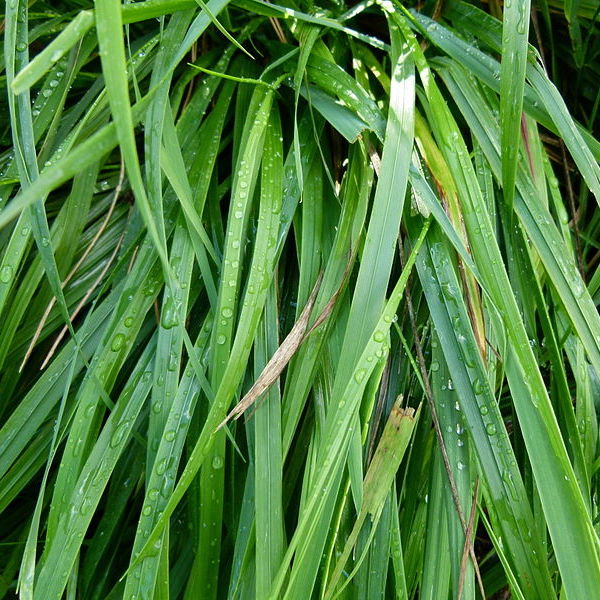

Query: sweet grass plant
1;0;599;598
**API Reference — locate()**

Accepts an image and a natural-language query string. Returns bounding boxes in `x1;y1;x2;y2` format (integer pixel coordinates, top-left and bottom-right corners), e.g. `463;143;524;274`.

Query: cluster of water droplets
31;57;68;120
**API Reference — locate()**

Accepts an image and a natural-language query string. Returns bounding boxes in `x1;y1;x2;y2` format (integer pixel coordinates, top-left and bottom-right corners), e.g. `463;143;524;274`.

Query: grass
0;0;599;598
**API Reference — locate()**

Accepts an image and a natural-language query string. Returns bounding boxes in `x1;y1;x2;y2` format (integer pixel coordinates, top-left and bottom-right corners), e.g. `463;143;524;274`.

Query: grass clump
1;0;599;598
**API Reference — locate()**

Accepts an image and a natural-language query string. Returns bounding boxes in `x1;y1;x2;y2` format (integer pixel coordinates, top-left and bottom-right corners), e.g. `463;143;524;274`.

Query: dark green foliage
1;0;599;598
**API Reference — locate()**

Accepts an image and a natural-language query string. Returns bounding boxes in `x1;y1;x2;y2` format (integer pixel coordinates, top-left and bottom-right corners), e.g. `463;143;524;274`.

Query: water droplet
72;438;83;457
142;505;152;516
164;430;176;442
111;333;125;352
110;421;129;448
167;353;178;372
216;334;226;345
143;280;158;296
161;299;178;329
212;455;224;469
486;423;497;436
124;316;134;327
516;11;527;34
222;307;233;318
0;265;13;283
354;368;366;383
373;330;385;343
502;469;519;501
155;458;168;475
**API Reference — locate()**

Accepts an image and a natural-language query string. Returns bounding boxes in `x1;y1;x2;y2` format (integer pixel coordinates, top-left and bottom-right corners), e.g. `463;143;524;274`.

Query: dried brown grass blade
217;270;328;430
458;478;484;599
20;161;125;372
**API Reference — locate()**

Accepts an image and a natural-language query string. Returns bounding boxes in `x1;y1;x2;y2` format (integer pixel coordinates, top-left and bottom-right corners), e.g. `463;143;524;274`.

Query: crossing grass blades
1;0;600;598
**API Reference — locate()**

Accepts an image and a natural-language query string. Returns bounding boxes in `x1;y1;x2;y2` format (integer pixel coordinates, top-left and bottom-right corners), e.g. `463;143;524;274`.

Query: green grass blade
500;0;531;212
